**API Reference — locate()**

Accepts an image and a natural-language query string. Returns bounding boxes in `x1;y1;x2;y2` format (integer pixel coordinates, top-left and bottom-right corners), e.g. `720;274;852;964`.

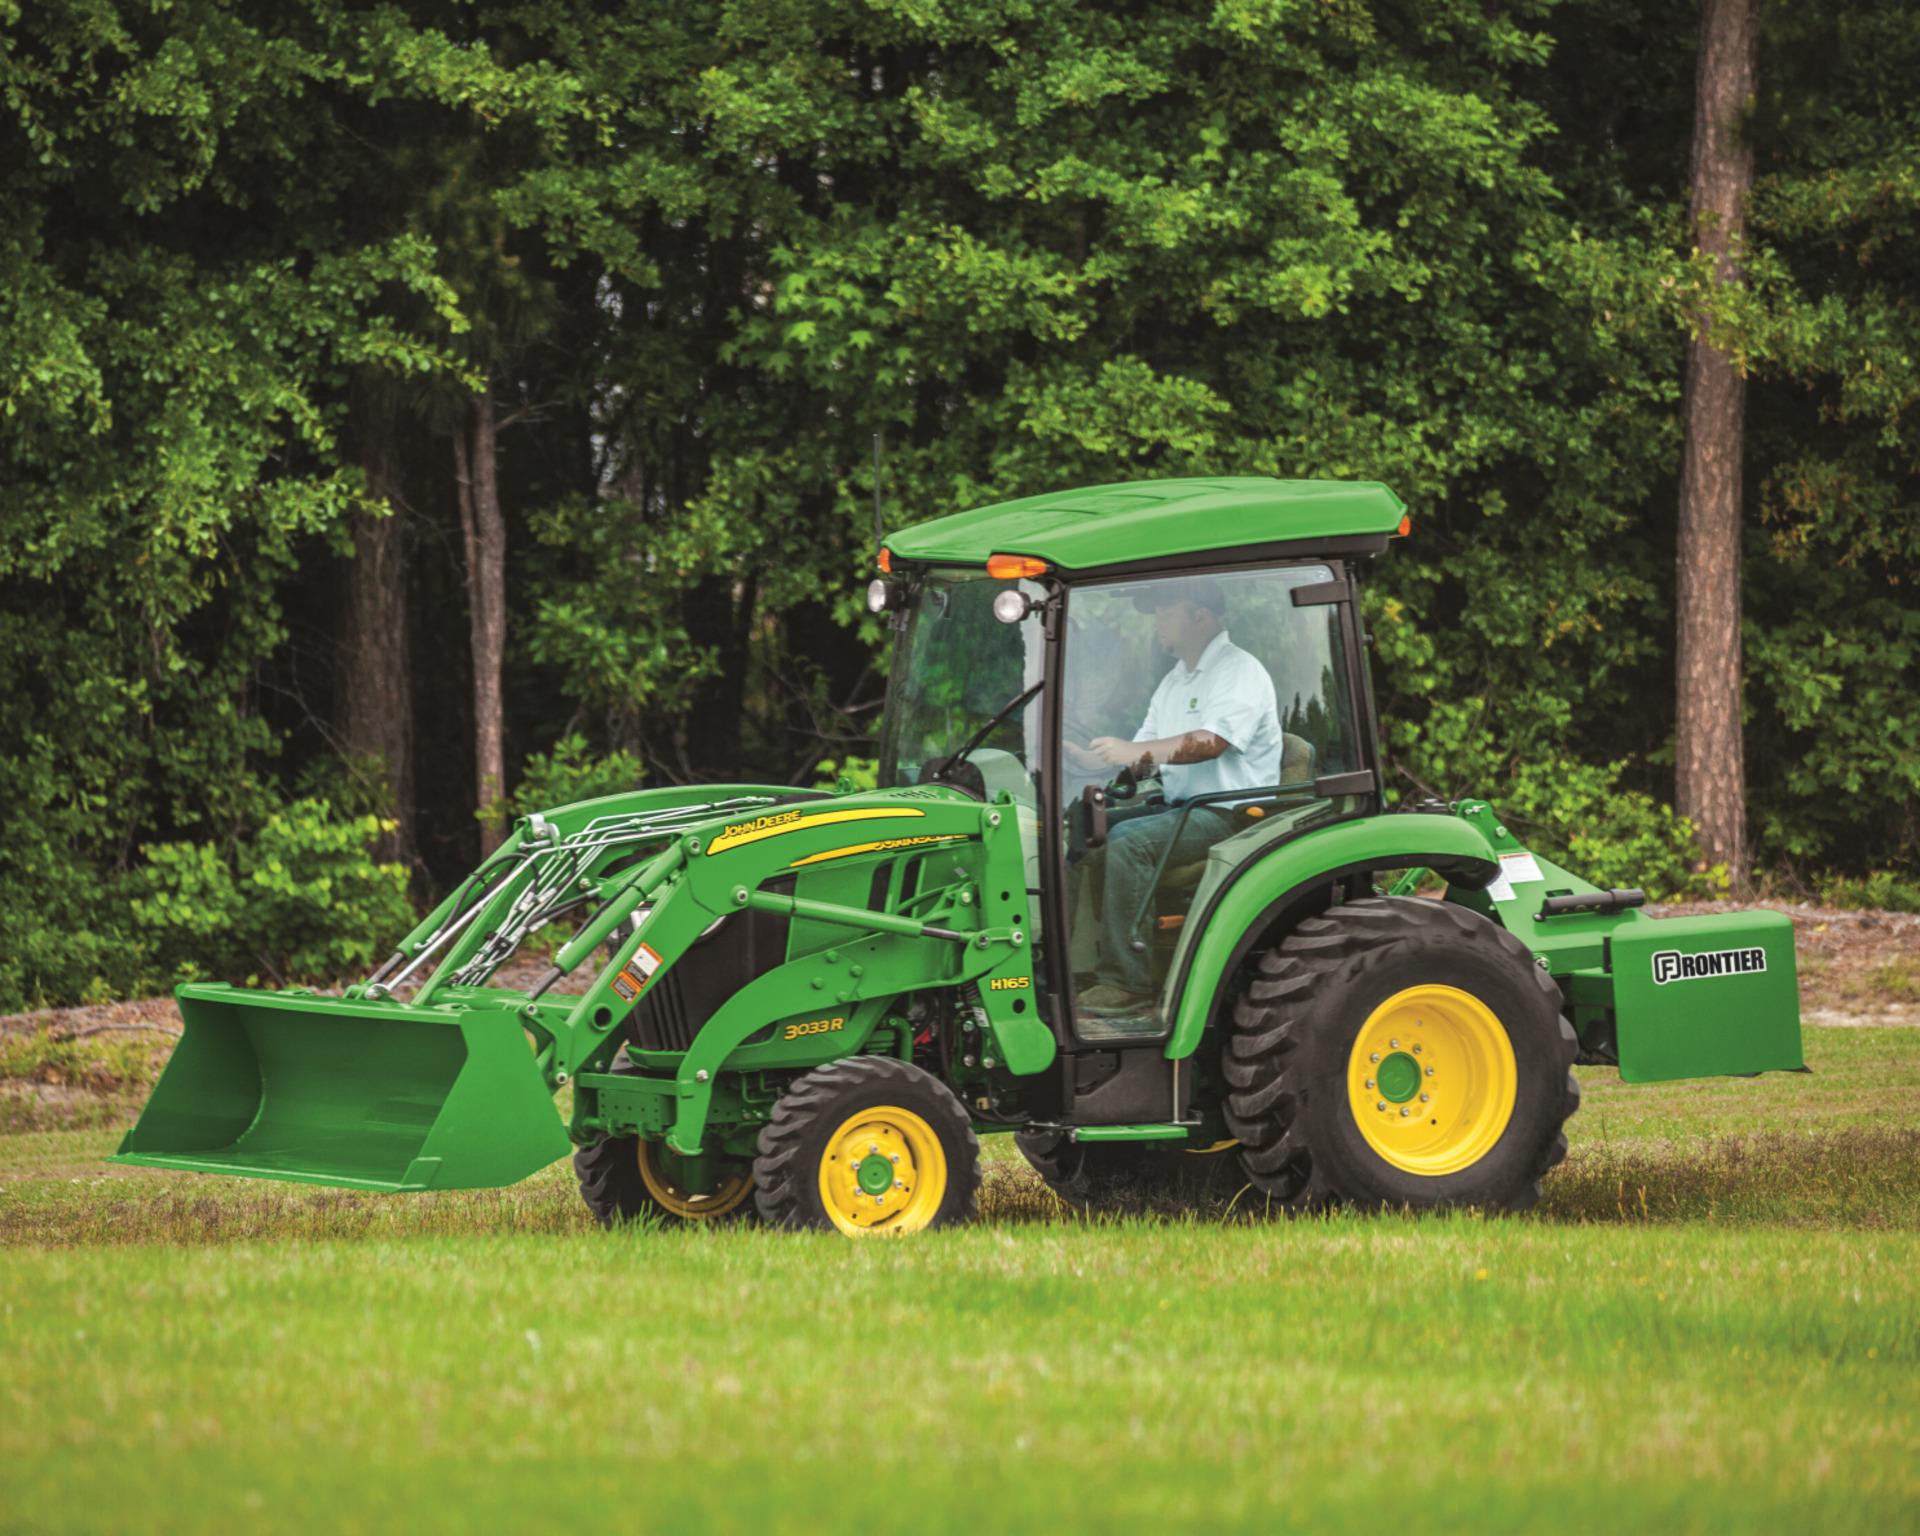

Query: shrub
1816;870;1920;914
811;755;881;792
506;734;647;817
1476;759;1720;902
132;799;413;988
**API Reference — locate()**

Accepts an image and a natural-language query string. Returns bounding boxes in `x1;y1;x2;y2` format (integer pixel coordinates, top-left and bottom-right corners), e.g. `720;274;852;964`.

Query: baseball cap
1131;575;1228;616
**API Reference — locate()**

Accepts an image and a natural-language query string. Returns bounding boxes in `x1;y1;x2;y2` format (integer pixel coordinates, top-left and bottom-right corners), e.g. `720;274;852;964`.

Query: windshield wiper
927;679;1044;784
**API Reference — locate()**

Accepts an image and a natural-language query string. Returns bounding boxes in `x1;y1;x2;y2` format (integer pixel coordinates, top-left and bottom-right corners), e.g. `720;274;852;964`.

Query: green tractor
114;478;1804;1233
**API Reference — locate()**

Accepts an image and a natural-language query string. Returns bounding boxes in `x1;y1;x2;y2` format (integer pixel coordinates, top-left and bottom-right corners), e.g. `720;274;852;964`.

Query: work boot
1077;982;1154;1016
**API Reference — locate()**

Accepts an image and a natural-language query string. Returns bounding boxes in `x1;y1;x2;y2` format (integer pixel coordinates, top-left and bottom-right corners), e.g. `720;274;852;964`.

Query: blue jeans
1096;806;1239;994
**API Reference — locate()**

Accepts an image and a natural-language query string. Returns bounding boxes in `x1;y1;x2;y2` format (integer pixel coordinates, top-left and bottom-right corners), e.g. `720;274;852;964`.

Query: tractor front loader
115;478;1804;1233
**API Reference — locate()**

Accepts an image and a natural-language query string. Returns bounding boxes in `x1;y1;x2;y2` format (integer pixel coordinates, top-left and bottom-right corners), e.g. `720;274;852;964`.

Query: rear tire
755;1056;979;1235
1223;897;1577;1212
1015;1128;1245;1212
573;1059;756;1227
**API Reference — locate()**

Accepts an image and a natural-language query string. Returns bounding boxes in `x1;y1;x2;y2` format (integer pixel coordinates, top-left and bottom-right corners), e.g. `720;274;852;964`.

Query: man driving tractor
1066;576;1283;1015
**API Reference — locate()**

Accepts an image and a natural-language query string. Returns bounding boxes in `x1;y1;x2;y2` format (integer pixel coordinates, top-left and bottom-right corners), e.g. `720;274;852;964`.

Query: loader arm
534;788;1045;1155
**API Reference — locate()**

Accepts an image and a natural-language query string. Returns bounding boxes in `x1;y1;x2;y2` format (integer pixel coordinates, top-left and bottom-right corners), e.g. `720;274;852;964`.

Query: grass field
4;1022;1918;1534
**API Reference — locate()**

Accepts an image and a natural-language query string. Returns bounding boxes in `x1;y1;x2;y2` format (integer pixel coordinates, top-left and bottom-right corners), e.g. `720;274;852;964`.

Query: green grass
3;1025;1918;1534
1872;956;1920;1002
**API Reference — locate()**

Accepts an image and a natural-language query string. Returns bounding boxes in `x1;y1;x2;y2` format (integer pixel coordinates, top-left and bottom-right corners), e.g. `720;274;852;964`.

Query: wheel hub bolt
894;1179;905;1189
1370;1052;1380;1063
1376;1101;1387;1112
1390;1039;1399;1048
1425;1066;1435;1077
1412;1044;1422;1055
1420;1092;1430;1103
1400;1107;1411;1117
891;1154;900;1163
1365;1078;1375;1090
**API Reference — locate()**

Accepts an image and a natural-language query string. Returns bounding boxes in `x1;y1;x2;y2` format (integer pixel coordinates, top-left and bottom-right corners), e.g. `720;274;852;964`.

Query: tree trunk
1675;0;1757;888
679;571;757;777
341;373;413;861
454;384;508;855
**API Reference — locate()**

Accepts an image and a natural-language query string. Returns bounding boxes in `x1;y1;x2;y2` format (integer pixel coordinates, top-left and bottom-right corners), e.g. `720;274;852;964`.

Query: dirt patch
0;994;184;1040
1805;1006;1920;1028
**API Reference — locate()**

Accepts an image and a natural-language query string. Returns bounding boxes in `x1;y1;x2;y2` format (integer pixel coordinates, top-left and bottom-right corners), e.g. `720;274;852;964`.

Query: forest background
3;0;1915;1011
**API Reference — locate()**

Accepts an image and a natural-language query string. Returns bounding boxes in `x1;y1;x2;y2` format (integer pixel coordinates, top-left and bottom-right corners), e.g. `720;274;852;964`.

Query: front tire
1223;897;1578;1212
754;1056;980;1235
574;1060;755;1227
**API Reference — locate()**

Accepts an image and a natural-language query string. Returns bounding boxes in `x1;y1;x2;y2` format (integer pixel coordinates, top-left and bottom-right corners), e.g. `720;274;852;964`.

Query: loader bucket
110;984;572;1191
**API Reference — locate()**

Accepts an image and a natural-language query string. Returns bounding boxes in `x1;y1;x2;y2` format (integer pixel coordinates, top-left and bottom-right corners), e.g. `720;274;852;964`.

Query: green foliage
3;0;1918;1010
1815;871;1920;917
506;735;647;817
131;800;413;988
811;756;881;793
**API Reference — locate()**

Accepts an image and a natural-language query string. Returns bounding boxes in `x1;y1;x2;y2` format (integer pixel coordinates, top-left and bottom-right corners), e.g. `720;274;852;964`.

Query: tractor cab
874;479;1394;1056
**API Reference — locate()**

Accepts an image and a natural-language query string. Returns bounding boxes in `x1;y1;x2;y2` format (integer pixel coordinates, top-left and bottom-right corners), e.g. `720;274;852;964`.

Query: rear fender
1162;814;1501;1059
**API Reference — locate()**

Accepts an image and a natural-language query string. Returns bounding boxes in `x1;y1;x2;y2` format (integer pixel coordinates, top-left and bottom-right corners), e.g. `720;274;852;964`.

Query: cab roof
884;476;1407;573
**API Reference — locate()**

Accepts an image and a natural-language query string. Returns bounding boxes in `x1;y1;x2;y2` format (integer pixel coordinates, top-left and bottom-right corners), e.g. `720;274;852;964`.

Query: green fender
1162;814;1501;1059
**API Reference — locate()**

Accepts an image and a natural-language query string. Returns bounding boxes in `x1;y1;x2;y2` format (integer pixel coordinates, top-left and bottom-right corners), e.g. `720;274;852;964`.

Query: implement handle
1537;888;1647;919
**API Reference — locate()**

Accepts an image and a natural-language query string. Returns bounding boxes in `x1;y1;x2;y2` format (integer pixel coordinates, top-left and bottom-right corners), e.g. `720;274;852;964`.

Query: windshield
879;570;1046;799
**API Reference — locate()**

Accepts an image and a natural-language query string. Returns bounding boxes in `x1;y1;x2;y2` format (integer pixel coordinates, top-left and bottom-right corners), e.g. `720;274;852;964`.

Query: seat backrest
1281;731;1315;788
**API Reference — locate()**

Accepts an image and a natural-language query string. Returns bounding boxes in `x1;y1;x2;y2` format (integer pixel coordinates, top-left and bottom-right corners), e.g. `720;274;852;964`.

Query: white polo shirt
1134;629;1283;802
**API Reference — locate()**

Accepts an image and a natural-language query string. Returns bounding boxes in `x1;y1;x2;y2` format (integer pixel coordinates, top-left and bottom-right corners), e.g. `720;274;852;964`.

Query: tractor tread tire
573;1131;650;1228
1222;896;1578;1213
754;1055;980;1232
573;1057;755;1227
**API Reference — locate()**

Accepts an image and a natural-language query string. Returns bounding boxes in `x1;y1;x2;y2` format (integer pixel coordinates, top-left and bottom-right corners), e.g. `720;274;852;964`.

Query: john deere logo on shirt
1188;695;1199;709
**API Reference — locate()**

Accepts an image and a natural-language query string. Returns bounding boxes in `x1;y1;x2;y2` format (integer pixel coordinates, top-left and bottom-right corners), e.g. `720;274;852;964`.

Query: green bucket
110;984;572;1191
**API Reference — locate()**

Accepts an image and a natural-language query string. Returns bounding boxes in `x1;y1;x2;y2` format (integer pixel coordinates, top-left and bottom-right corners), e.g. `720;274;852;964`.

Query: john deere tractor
114;478;1804;1232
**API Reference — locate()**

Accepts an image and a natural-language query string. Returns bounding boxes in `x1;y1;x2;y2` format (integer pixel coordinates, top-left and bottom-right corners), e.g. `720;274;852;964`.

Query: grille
631;970;698;1053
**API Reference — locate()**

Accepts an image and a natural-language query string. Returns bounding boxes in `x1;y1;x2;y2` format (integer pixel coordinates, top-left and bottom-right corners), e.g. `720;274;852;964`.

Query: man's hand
1063;739;1104;771
1087;736;1150;771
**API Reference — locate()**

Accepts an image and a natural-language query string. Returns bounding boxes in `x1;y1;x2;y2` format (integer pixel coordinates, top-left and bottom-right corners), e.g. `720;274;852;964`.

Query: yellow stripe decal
705;806;924;856
788;833;969;869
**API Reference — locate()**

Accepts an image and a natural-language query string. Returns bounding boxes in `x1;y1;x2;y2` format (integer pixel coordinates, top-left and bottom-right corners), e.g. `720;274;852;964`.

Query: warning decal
611;943;665;1003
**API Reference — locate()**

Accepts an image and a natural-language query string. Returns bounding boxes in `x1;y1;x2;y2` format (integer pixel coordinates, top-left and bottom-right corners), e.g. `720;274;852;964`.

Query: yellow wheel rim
1346;984;1517;1177
816;1105;949;1236
636;1140;754;1220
